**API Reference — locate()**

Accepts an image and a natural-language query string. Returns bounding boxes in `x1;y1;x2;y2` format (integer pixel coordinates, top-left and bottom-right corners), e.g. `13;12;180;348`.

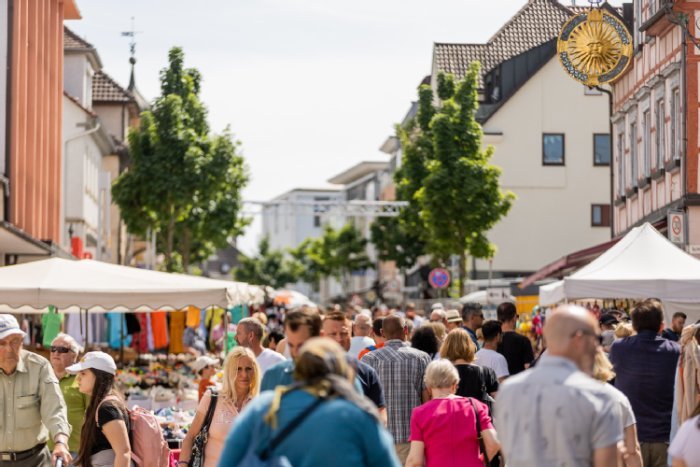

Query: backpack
97;396;170;467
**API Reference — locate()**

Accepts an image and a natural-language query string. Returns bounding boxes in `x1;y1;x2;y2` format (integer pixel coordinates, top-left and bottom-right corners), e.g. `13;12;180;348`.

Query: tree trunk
459;250;468;297
166;206;175;272
182;227;191;273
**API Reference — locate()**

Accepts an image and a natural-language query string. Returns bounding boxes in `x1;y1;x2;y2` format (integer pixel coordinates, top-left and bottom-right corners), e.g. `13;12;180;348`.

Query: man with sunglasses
49;333;87;459
495;305;623;467
0;314;71;466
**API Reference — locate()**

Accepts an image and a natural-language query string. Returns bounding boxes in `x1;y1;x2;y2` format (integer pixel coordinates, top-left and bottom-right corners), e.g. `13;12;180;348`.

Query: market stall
539;223;700;322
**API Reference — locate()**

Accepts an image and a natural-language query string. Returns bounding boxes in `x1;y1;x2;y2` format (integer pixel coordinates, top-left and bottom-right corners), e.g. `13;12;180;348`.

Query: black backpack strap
260;396;325;460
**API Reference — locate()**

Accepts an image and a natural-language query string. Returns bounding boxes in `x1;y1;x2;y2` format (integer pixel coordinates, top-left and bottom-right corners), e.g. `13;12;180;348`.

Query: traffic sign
428;268;451;289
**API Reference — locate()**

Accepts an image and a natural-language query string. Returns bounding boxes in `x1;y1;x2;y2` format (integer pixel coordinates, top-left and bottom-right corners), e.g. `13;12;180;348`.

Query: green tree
112;47;248;271
233;237;300;289
417;65;514;294
294;223;372;295
371;86;436;270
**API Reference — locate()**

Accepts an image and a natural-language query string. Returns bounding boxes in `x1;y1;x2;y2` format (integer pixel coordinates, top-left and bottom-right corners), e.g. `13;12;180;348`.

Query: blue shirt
609;330;680;442
464;326;480;350
261;359;365;394
218;390;401;467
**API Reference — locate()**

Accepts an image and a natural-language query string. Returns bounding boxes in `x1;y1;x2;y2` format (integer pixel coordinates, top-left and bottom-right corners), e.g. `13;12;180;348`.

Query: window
594;134;611;166
671;88;681;160
634;0;643;49
617;130;625;197
656;99;665;168
313;196;330;228
643;110;651;177
543;133;565;165
629;122;638;187
591;204;611;227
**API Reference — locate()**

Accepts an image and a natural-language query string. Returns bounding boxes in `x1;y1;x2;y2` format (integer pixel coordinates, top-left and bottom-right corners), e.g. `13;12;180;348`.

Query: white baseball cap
0;314;26;340
191;356;219;373
66;351;117;375
431;303;445;310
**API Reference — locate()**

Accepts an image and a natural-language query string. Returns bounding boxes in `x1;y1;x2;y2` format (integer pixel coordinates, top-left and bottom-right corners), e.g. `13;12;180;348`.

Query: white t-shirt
348;336;375;359
475;348;510;379
669;415;700;466
256;348;287;374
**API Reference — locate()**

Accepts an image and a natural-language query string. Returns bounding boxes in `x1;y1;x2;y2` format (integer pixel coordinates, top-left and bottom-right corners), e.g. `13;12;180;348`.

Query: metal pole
223;307;229;355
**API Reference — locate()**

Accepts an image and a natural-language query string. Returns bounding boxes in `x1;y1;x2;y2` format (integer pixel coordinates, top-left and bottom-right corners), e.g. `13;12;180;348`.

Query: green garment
41;307;63;347
49;374;88;452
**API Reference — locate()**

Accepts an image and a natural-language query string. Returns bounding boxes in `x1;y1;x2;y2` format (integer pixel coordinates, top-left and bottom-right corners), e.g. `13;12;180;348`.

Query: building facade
430;0;614;279
0;0;81;265
611;0;700;251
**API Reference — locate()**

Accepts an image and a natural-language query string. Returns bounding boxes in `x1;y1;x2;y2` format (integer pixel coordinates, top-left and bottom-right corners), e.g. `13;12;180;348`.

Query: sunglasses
50;346;73;354
571;330;603;345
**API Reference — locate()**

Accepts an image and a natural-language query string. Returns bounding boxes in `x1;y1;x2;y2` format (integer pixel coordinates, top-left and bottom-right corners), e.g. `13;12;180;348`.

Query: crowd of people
0;297;699;467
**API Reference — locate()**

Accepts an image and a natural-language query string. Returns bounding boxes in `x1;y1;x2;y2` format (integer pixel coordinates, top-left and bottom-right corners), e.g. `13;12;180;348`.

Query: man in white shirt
475;319;510;382
235;317;285;374
349;313;375;358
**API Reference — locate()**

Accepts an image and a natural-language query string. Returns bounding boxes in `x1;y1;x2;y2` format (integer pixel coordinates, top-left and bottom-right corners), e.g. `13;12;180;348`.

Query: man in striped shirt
362;315;431;465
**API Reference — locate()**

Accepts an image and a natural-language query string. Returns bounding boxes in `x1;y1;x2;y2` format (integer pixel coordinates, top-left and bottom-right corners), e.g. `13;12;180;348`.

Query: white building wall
62;97;105;253
93;104;128;142
64;55;94;108
477;57;611;274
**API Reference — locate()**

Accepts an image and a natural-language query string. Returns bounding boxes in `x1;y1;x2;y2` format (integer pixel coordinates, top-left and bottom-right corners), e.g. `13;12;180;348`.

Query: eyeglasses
50;346;73;354
571;329;603;345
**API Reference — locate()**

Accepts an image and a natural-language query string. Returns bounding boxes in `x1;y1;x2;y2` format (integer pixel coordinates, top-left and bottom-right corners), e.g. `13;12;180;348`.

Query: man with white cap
0;314;72;466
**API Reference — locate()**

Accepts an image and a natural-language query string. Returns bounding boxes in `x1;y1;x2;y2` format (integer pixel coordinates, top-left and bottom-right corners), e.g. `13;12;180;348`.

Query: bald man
494;305;623;467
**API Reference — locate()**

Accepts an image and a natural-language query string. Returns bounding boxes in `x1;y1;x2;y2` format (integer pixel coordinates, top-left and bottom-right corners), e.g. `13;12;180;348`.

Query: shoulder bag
469;397;503;467
189;388;218;467
240;395;325;467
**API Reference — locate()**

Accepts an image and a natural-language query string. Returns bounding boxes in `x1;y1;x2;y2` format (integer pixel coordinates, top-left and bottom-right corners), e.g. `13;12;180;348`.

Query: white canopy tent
539;223;700;322
459;290;515;305
0;257;261;313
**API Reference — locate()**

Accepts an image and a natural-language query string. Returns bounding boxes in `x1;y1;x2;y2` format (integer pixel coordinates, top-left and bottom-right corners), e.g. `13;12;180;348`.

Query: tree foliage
112;47;248;271
373;64;514;294
417;65;514;292
293;223;372;292
233;237;300;289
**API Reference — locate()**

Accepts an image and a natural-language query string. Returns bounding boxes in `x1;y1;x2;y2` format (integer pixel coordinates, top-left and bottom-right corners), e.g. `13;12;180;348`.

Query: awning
0;220;53;256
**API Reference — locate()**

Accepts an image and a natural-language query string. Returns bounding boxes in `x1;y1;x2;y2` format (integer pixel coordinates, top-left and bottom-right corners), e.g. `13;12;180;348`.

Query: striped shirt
362;339;431;443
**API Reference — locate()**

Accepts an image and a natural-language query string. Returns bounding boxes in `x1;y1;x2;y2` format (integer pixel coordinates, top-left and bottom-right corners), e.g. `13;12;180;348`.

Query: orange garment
151;311;169;349
198;378;212;401
358;341;385;360
186;306;201;328
169;311;186;354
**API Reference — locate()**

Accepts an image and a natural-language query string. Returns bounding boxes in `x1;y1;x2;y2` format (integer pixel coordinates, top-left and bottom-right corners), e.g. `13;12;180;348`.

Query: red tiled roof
93;70;133;103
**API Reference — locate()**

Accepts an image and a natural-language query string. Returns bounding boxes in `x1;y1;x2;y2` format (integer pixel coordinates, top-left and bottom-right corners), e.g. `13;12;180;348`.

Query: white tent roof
0;258;259;313
459;290;515;305
539;223;700;305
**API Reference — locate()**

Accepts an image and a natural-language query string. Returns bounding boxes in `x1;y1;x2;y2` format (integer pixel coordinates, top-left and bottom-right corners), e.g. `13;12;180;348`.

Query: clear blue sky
68;0;623;255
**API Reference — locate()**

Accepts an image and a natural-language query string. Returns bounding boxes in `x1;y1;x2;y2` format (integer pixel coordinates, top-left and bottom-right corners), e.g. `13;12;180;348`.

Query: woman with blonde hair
592;348;642;467
180;347;260;467
219;338;400;466
441;328;498;402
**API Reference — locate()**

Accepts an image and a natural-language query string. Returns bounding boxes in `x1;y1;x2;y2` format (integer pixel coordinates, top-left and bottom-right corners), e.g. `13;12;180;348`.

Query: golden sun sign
557;8;633;86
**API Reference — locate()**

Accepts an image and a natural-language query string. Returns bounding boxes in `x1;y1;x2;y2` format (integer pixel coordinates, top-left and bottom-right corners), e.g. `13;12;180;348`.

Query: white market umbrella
0;257;255;313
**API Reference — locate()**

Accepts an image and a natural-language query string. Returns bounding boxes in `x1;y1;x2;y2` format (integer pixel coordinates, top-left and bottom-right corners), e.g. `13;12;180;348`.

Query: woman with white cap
67;351;134;467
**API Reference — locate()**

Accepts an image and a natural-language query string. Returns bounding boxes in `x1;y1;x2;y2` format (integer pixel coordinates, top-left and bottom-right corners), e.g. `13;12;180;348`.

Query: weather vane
120;17;141;64
557;5;633;86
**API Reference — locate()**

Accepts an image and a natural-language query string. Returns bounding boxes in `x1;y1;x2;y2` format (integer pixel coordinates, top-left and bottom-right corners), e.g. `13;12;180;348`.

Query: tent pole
120;313;125;367
223;307;229;356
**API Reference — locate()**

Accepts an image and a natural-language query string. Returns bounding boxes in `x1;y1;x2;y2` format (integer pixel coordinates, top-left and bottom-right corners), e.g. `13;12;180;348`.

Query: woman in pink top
180;347;261;467
406;359;501;467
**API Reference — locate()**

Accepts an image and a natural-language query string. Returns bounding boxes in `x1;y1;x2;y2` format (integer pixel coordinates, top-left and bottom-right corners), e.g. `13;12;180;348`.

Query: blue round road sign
428;268;450;289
